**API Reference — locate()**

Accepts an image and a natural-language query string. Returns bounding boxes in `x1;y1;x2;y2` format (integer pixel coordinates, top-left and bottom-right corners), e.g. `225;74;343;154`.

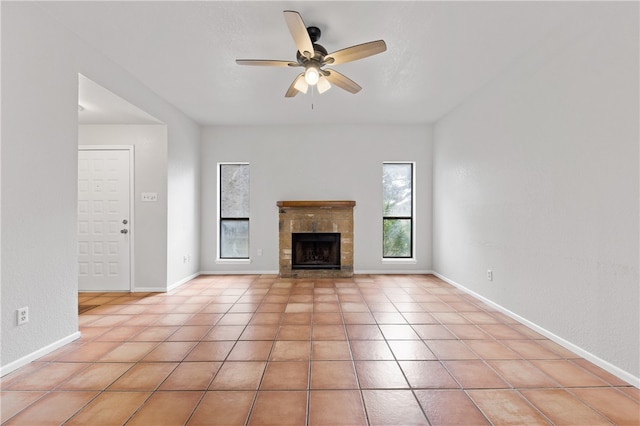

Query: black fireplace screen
291;233;340;270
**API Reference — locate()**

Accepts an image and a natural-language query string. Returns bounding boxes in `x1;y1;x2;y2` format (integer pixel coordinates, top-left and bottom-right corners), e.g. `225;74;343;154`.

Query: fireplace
292;233;340;270
278;200;355;278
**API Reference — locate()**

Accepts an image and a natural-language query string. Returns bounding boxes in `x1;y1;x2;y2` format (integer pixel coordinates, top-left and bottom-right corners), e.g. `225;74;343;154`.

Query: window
382;162;414;258
219;163;249;259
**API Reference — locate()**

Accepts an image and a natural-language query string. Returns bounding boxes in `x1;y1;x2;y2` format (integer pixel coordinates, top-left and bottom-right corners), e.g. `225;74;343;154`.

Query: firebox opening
292;233;340;270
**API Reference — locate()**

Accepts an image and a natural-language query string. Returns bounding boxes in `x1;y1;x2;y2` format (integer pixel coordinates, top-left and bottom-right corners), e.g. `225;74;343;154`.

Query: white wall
2;1;81;372
166;120;201;288
200;125;433;274
1;2;200;373
433;2;639;382
79;125;169;290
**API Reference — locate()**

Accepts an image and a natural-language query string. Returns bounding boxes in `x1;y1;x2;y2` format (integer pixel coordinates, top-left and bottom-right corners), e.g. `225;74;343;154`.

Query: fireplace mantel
277;200;356;208
277;200;355;278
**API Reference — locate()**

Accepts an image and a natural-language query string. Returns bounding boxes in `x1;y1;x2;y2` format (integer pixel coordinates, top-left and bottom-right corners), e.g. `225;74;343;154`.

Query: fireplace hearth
278;200;355;278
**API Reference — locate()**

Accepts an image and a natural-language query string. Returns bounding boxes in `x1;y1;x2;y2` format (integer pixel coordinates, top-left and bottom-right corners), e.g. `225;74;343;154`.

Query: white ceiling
40;1;584;126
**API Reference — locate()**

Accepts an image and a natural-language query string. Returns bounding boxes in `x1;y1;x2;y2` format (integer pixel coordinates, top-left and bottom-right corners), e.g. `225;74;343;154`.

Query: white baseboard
1;331;81;377
355;269;435;275
131;273;202;293
432;272;640;388
166;272;201;292
198;270;435;276
199;270;279;276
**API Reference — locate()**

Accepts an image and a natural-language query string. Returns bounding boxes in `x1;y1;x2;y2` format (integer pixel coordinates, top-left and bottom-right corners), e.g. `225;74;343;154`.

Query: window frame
217;162;250;261
382;161;415;260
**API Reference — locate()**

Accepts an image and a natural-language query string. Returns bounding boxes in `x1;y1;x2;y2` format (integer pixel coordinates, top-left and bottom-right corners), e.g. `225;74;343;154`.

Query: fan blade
236;59;299;67
324;69;362;94
324;40;387;65
284;10;314;59
285;73;308;97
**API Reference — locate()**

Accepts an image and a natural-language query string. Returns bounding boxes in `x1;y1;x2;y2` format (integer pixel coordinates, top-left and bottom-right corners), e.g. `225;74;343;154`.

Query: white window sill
216;259;251;264
381;258;417;264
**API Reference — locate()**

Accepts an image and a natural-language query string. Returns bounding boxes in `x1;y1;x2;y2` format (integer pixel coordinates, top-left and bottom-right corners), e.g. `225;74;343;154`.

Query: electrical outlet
17;307;29;325
487;270;493;281
183;256;188;264
257;248;263;256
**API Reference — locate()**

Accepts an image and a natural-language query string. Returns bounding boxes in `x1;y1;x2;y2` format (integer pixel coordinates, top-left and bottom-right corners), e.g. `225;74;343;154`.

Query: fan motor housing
296;43;328;63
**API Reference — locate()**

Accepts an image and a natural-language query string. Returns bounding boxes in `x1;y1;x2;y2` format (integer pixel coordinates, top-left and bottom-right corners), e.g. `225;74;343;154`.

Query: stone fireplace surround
277;200;355;278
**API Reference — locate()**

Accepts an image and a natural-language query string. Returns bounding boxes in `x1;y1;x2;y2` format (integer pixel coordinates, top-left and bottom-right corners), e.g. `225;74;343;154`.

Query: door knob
120;229;128;234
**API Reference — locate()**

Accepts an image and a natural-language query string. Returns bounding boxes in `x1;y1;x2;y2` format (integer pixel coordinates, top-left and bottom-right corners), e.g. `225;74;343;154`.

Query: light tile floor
1;274;638;425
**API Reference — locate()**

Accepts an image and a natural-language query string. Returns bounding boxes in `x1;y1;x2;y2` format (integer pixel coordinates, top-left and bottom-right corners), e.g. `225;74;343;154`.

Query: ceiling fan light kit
304;64;320;85
293;75;308;94
236;10;386;98
316;75;331;94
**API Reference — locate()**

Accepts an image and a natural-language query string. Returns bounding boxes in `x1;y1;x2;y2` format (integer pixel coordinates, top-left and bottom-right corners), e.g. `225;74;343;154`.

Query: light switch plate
141;192;158;202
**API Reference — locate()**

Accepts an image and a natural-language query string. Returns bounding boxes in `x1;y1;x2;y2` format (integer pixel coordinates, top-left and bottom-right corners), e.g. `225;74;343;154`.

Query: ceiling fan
236;10;387;97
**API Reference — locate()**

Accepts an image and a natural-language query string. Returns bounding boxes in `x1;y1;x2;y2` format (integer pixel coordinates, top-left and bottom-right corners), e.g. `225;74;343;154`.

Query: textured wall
2;2;81;370
200;124;433;274
433;2;639;381
1;3;200;372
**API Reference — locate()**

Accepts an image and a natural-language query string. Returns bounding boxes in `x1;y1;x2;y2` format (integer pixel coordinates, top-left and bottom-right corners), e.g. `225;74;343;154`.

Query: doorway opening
77;74;166;292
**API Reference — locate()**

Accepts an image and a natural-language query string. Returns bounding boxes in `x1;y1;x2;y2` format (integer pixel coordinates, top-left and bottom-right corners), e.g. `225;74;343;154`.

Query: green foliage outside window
383;203;411;257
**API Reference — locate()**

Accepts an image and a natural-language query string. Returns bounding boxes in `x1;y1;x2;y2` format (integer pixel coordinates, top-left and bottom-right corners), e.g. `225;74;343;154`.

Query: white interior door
78;148;131;291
